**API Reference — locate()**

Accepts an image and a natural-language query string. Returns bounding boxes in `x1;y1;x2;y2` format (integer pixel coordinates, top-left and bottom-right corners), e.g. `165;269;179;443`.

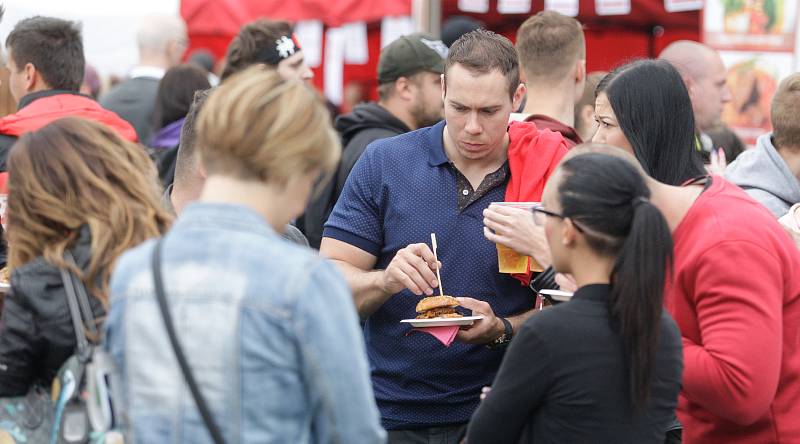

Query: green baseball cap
378;33;448;84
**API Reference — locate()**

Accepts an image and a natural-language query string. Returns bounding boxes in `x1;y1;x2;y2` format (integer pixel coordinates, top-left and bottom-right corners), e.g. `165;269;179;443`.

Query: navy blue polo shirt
323;120;535;429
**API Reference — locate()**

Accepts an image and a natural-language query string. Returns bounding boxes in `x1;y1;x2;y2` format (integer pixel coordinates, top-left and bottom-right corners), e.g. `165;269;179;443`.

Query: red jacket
668;177;800;443
504;120;568;285
523;114;583;148
0;91;137;142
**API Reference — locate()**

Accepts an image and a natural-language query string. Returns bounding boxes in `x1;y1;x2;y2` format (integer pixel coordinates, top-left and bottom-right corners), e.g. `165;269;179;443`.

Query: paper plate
539;289;573;302
400;316;483;328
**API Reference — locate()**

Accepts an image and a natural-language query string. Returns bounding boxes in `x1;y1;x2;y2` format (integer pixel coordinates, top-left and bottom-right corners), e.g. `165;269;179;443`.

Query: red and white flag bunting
595;0;631;15
545;0;580;16
323;21;370;105
381;16;416;49
294;21;323;68
498;0;532;13
664;0;704;12
458;0;490;13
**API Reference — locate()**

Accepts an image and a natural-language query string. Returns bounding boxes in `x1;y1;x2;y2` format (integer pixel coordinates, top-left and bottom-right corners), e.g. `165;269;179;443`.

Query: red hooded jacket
0;91;137;142
504;120;569;285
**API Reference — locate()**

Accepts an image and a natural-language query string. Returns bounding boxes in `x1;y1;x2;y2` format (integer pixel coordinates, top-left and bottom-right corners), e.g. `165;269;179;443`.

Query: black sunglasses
531;204;584;233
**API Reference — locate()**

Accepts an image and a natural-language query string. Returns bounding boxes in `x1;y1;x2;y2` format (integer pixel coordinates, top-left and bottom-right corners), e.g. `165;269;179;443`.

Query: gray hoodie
726;134;800;217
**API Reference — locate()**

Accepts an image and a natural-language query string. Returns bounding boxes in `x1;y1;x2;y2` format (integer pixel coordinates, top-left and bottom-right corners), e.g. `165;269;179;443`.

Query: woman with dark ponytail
467;152;683;443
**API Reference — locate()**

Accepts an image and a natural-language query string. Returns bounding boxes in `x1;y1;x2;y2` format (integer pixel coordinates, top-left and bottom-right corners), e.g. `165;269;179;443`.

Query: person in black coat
468;150;683;443
0;118;170;396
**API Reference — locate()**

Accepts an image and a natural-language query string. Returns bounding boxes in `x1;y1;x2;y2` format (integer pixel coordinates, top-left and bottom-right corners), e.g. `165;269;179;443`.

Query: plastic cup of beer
489;202;544;273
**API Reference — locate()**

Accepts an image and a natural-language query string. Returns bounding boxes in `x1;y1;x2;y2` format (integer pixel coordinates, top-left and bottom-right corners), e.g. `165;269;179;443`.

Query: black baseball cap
378;33;448;84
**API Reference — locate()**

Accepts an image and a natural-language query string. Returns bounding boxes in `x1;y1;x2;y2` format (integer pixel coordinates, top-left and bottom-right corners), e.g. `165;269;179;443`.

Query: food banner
704;0;798;144
704;0;798;50
719;51;793;143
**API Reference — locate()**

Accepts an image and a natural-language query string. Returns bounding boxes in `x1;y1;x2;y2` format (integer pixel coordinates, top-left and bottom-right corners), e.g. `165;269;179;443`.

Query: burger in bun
416;295;463;319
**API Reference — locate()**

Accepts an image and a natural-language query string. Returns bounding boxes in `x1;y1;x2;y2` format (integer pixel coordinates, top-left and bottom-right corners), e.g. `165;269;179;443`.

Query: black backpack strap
63;250;98;339
60;262;91;359
151;238;227;444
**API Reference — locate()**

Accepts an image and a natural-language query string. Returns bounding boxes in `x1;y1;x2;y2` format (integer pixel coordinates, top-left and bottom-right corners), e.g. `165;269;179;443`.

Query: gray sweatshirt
726;134;800;217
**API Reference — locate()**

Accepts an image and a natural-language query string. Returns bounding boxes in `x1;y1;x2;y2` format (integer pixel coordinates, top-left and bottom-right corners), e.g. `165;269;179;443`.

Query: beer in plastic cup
489;202;544;273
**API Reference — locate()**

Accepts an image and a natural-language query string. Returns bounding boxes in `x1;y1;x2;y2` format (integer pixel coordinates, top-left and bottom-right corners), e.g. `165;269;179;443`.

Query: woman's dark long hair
557;152;673;413
153;64;211;130
596;59;705;185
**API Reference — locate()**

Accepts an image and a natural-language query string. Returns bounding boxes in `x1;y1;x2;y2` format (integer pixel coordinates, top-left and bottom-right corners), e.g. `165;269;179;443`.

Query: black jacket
299;102;410;248
0;227;104;396
150;144;179;188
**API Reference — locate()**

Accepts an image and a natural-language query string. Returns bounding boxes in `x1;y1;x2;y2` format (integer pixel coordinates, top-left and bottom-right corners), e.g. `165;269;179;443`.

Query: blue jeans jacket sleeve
295;260;386;444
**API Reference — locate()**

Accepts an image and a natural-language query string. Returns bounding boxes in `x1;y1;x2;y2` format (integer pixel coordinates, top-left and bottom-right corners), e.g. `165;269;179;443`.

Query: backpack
0;251;125;444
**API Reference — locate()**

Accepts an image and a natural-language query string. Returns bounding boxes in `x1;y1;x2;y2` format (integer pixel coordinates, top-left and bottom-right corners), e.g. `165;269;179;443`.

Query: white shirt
128;65;166;80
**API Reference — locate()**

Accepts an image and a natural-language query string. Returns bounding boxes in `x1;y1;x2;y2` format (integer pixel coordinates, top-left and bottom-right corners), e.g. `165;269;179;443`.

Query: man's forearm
329;259;392;318
507;308;536;337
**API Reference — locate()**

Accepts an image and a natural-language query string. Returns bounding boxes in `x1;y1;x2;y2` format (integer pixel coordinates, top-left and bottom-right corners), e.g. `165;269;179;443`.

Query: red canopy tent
181;0;699;106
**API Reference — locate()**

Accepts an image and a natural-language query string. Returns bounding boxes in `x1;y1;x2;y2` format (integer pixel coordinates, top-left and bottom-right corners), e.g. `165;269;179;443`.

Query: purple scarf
149;118;185;149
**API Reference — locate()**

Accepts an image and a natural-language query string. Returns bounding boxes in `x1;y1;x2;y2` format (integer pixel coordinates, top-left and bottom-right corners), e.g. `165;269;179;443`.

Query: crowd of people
0;7;797;444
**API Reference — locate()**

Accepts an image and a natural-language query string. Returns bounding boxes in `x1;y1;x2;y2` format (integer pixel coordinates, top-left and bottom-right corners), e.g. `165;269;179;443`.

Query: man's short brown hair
174;88;213;187
444;29;519;99
6;16;85;91
515;11;585;84
220;19;292;81
771;73;800;150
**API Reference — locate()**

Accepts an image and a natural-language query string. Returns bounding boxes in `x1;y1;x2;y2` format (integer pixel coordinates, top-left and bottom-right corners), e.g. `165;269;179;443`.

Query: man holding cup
320;30;566;443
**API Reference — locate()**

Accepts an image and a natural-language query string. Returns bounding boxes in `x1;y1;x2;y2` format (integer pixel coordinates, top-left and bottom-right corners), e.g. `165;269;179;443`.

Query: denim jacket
105;203;386;444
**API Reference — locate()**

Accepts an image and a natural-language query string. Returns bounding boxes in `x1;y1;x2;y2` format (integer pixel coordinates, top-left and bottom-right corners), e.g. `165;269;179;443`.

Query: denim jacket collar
175;202;278;239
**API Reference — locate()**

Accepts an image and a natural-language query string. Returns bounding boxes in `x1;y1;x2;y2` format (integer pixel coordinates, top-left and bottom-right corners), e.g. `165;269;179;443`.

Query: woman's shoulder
517;303;579;342
6;259;67;323
11;256;62;287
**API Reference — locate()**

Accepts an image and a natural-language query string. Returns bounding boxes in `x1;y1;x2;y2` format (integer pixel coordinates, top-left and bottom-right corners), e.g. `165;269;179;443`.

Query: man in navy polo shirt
321;30;564;443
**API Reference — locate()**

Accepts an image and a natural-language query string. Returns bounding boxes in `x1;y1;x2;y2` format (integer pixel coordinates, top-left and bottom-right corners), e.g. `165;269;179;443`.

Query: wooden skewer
431;233;444;297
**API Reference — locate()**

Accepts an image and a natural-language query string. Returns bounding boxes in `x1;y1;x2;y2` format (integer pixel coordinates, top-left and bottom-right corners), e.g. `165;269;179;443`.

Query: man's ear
512;82;526;112
395;76;414;101
682;75;696;100
440;73;446;102
574;60;587;104
197;161;208;180
580;104;595;132
23;62;38;92
575;59;586;84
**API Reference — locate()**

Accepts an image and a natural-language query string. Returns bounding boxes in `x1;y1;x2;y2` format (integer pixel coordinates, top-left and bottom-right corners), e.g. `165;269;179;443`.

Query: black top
467;284;683;444
0;226;105;396
300;102;411;248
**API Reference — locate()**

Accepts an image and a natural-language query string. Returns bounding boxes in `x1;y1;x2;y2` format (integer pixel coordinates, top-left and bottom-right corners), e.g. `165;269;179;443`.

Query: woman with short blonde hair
197;65;339;186
106;67;386;443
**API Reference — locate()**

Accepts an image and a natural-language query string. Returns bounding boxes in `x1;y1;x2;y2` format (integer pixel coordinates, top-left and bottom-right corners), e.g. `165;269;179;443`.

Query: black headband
255;34;302;66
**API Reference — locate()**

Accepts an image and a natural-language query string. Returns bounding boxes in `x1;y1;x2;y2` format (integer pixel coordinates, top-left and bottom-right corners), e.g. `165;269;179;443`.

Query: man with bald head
101;14;188;143
659;41;732;158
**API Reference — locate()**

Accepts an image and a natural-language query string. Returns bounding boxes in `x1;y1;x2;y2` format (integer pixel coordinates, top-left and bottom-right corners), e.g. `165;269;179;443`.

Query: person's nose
302;64;314;82
721;85;732;104
464;112;481;135
591;128;604;143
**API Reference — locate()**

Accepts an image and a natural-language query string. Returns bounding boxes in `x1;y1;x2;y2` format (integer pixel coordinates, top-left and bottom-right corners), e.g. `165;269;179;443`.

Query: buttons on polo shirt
462;189;469;196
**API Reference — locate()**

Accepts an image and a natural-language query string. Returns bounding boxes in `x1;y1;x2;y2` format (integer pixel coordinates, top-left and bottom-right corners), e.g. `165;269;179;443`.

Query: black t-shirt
467;284;683;444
